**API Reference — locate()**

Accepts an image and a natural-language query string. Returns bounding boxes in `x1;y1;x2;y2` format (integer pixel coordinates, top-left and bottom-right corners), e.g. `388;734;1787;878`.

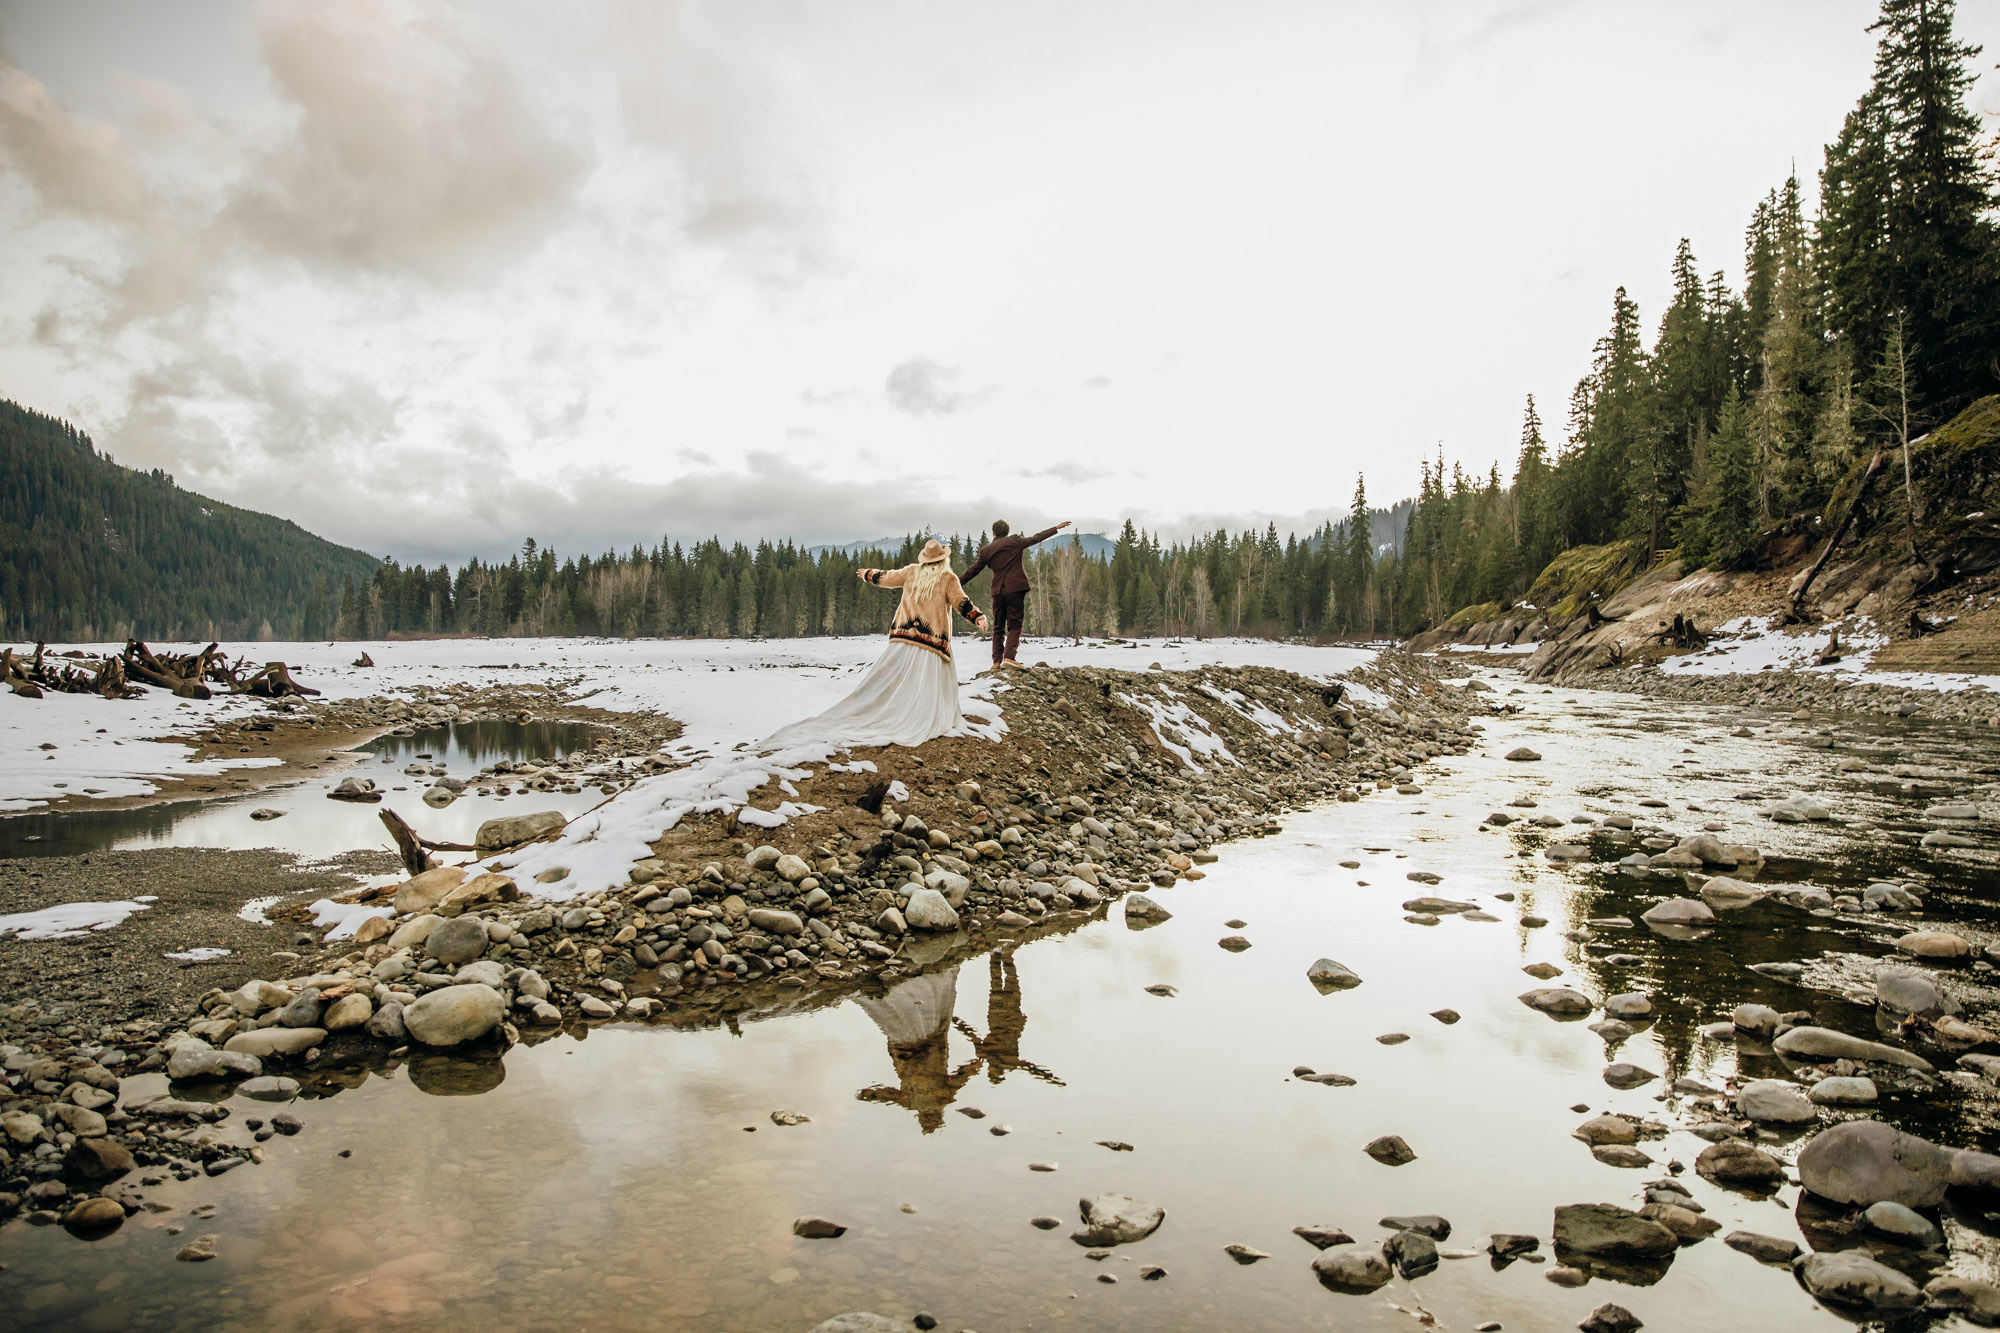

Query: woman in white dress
761;539;988;750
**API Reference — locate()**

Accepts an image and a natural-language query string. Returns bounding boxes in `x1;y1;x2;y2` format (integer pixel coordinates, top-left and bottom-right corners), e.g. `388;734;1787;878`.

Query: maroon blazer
962;525;1063;596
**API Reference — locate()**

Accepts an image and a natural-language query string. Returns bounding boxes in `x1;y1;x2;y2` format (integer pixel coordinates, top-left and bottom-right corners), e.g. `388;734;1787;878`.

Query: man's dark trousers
991;591;1026;664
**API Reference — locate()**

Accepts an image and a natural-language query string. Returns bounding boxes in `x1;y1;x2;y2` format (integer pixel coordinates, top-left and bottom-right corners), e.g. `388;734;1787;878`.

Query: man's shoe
1002;658;1028;669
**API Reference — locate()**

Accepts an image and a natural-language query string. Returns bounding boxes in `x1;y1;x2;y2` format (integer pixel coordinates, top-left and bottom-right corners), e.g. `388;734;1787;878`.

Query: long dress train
760;640;963;751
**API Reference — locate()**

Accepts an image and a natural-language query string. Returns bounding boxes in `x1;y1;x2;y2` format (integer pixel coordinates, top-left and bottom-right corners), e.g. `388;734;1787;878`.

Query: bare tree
1860;311;1922;563
1190;566;1215;640
1048;537;1087;643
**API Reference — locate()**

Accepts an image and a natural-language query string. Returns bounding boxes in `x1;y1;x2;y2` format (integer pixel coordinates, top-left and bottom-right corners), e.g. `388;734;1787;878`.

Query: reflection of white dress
761;641;963;750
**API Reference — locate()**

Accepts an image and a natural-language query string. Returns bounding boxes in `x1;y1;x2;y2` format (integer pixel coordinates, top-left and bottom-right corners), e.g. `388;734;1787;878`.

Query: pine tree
1696;389;1760;569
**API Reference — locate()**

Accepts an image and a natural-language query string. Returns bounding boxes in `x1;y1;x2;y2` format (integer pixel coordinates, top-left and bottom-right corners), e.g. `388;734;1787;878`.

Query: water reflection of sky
4;672;1998;1329
0;721;608;863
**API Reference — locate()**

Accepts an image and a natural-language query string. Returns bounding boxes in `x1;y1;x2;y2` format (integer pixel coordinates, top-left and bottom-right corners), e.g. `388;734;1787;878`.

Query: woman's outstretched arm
858;564;913;588
948;573;988;629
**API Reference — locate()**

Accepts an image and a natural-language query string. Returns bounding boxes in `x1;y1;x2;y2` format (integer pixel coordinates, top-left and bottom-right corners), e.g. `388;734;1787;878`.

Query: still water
0;721;609;863
3;678;1997;1330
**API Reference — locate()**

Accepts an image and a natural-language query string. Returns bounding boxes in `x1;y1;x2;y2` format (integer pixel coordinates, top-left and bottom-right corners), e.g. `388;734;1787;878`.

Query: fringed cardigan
858;564;988;660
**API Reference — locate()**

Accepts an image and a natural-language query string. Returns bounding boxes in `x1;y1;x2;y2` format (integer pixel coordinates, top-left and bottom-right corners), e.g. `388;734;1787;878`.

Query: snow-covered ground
1;636;1378;826
1661;615;2000;693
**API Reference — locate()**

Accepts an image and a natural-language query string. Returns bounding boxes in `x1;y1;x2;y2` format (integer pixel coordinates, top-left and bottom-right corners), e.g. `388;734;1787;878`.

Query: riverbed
2;666;1997;1331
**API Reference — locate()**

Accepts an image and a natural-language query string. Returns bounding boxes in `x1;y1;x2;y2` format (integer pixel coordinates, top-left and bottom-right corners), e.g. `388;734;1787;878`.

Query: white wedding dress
760;640;965;751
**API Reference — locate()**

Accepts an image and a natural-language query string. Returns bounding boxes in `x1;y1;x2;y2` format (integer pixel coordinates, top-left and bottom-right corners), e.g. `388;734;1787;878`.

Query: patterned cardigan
858;564;988;660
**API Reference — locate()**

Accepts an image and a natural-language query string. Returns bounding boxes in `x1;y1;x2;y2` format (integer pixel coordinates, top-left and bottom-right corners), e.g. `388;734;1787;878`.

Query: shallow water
4;677;1999;1331
0;721;608;864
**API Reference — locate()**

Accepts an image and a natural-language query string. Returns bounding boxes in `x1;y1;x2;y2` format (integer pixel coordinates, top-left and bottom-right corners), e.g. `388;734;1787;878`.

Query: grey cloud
224;3;591;284
0;64;148;220
884;358;990;417
1016;462;1110;484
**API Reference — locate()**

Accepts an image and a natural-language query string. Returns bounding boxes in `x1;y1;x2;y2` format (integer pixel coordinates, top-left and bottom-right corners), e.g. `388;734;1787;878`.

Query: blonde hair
908;560;952;601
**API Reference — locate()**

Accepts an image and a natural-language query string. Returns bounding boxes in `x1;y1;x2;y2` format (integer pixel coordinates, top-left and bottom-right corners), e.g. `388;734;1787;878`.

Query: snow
237;896;284;924
7;635;1386;902
308;898;395;940
1661;615;2000;692
1119;689;1239;771
0;897;154;940
165;947;233;962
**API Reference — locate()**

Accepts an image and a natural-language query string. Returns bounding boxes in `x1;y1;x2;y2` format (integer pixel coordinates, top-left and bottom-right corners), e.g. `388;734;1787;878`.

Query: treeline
1385;0;2000;632
0;398;381;643
328;501;1416;643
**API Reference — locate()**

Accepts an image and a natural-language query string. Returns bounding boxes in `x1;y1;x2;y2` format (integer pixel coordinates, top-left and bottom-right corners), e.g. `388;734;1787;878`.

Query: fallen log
1789;450;1888;624
124;641;212;698
2;648;44;699
232;662;320;698
378;808;476;876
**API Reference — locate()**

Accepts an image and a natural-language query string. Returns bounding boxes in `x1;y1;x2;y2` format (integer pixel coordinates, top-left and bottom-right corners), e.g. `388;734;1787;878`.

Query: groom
961;518;1070;669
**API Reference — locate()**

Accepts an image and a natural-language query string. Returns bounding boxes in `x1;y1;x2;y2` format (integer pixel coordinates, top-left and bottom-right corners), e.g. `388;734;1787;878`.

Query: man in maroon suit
961;519;1070;669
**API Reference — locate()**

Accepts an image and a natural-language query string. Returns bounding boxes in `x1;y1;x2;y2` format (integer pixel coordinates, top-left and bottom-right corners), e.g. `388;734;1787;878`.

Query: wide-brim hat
918;539;948;564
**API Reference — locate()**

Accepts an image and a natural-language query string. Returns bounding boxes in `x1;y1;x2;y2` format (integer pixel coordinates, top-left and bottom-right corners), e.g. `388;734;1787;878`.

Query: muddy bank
0;655;1486;1233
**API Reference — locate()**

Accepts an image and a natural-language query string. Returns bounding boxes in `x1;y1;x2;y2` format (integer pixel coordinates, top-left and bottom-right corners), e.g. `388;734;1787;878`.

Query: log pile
0;641;321;702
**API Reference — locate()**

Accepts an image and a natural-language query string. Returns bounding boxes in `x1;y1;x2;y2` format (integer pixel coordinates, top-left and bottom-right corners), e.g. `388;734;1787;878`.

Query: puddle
0;721;610;863
3;677;1999;1330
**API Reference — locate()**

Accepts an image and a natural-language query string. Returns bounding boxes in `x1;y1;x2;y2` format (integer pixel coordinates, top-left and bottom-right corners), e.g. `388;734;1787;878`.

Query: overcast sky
3;1;1997;565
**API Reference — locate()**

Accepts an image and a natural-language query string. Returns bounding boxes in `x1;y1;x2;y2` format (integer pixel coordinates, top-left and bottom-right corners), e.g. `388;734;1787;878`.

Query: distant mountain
0;399;382;642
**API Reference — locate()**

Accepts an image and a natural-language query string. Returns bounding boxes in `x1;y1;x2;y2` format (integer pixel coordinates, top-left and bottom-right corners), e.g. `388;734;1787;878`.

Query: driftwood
4;641;322;702
1814;629;1844;666
1657;613;1708;650
377;809;476;878
233;662;320;698
1909;610;1940;637
1789;450;1889;624
2;648;44;699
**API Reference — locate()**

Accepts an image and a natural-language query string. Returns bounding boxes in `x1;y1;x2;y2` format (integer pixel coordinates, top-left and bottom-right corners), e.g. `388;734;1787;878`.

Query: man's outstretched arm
1026;520;1072;547
961;547;992;584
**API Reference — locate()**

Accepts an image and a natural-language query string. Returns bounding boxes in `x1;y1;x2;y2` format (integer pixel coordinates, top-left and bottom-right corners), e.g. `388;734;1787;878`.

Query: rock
1223;1243;1269;1264
437;873;519;916
1736;1079;1816;1125
1506;747;1541;762
1218;935;1252;951
578;995;615;1018
1403;897;1476;914
1490;1233;1540;1257
1364;1135;1416;1165
1769;794;1831;823
1896;930;1971;959
1579;1304;1643;1333
224;1027;325;1058
747;909;805;936
63;1196;126;1235
1603;1063;1657;1089
1552;1204;1676;1258
389;914;445;950
1924;1275;2000;1325
393;865;466;915
1306;958;1363;991
1520;988;1593;1016
1724;1230;1800;1265
1810;1076;1878;1105
361;999;407;1042
1593;1145;1655;1168
166;1042;260;1081
1574;1115;1639;1146
1798;1120;1956;1208
1695;1139;1786;1190
1072;1192;1165;1246
1773;1026;1934;1071
901;888;960;932
805;1318;905;1333
1923;830;1977;848
1293;1224;1355;1249
1795;1250;1922;1315
473;810;565;850
1731;1003;1781;1038
1639;1202;1717;1243
1603;992;1652;1019
745;845;782;871
1639;898;1715;926
1523;962;1563;980
1863;1200;1943;1247
1383;1228;1437;1278
426;915;489;966
1380;1214;1451;1239
1699;876;1764;908
1123;894;1172;923
422;786;456;808
175;1233;219;1262
238;1075;301;1101
329;777;378;801
65;1137;135;1180
1312;1246;1393;1292
323;993;373;1030
792;1216;847;1239
353;916;393;945
275;988;324;1027
774;854;811;883
403;983;507;1047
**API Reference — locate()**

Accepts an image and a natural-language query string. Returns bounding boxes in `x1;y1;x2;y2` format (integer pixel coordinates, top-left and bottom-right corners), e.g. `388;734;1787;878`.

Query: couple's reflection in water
855;952;1061;1131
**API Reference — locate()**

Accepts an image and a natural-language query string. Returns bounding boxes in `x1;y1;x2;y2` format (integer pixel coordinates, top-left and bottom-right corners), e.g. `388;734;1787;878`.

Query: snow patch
0;899;153;940
308;899;395;941
166;947;233;962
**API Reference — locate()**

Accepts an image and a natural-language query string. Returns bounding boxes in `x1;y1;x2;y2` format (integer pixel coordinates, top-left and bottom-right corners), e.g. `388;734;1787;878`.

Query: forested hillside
0;399;381;642
1380;0;2000;634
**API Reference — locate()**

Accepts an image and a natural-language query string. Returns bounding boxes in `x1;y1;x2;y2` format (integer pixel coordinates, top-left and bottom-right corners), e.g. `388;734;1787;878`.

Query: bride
761;538;989;750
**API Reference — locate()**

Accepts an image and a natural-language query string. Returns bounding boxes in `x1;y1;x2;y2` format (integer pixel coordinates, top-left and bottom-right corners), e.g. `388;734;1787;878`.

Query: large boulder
437;874;519;917
1552;1204;1677;1258
901;888;960;932
426;915;490;966
1124;894;1173;923
1896;930;1971;960
393;865;466;915
165;1041;260;1081
474;810;565;851
1519;988;1593;1016
389;914;445;951
1640;898;1715;926
403;984;507;1047
225;1027;325;1058
1795;1251;1922;1315
1797;1120;1955;1208
1736;1079;1817;1125
1071;1192;1164;1246
1312;1246;1393;1292
1696;1139;1786;1190
1876;967;1949;1016
1773;1026;1934;1072
748;908;805;936
1699;876;1765;909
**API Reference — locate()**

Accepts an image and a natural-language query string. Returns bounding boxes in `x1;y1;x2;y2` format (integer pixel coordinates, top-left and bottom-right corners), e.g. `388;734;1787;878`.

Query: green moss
1521;539;1644;620
1442;600;1508;629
